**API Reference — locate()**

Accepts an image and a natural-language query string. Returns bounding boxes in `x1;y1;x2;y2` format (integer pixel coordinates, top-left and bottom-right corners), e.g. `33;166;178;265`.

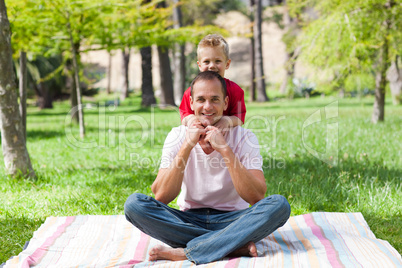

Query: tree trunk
280;1;301;96
371;21;390;123
173;43;185;105
106;51;112;95
173;0;185;105
19;51;27;141
387;56;402;105
157;46;176;106
67;19;85;138
0;0;35;178
250;37;256;102
254;0;269;102
249;0;256;102
37;82;54;109
279;51;296;94
372;47;388;123
69;70;79;121
121;47;130;101
140;46;156;107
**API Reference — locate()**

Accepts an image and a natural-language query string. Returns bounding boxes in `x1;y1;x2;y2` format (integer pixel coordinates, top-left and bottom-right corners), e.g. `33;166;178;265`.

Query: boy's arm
214;115;243;133
181;114;195;126
179;88;193;125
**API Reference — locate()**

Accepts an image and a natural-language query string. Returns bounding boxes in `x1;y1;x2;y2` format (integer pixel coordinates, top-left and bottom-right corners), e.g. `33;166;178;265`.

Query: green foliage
0;96;401;263
344;73;375;93
179;0;245;26
289;0;402;82
7;0;227;60
263;6;285;29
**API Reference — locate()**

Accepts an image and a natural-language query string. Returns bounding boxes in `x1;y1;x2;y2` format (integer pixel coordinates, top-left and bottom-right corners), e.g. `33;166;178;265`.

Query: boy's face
197;47;231;78
190;78;228;126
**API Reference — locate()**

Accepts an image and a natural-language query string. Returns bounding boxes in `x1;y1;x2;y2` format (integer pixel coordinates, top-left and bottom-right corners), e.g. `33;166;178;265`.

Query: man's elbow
154;191;173;205
249;193;265;206
248;186;267;206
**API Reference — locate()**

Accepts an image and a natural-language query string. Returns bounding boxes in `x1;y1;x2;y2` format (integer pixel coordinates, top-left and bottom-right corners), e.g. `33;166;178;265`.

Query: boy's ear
225;59;231;70
190;96;194;110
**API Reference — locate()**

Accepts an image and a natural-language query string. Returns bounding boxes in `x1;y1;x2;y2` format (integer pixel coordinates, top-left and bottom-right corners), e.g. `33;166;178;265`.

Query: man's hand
204;126;229;154
185;119;206;148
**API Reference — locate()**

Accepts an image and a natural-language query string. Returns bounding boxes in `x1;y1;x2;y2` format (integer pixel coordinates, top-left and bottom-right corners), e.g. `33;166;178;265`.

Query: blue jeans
124;193;290;265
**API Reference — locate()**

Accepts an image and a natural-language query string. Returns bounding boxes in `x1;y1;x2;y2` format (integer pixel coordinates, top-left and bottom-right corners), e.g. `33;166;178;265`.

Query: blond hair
197;34;229;60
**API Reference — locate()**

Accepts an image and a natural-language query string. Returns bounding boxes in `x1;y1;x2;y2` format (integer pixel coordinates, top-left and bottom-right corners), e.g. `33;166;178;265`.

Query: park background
0;0;401;264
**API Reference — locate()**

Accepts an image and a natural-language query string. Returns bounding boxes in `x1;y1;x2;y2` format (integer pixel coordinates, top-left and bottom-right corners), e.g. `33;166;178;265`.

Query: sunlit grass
0;94;401;263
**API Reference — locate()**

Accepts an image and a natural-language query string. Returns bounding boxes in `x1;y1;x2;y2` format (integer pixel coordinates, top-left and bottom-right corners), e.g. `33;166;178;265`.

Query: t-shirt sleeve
238;131;263;171
159;127;186;169
179;87;193;120
226;81;246;123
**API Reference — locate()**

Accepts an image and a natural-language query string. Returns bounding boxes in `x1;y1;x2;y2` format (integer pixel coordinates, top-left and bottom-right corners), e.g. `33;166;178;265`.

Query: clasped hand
186;119;229;153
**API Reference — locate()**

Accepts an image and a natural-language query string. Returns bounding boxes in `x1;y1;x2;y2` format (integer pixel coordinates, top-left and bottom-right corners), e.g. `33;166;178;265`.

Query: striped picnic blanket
4;212;401;267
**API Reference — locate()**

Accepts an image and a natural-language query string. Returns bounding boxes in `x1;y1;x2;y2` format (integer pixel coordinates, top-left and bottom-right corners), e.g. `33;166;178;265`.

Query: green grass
1;95;401;263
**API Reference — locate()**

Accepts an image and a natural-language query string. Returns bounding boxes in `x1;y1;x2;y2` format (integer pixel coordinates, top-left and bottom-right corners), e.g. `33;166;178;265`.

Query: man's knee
124;193;152;219
261;194;291;221
274;194;291;220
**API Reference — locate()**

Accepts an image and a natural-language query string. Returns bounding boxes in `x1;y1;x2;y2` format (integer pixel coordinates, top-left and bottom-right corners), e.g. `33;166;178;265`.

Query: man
124;71;290;265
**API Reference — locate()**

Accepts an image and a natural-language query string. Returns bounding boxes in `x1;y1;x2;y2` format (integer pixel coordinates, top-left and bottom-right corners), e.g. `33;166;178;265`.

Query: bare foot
228;242;258;258
148;245;187;262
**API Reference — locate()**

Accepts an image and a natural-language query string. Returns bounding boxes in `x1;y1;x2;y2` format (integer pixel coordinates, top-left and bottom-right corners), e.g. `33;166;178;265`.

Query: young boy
179;34;246;131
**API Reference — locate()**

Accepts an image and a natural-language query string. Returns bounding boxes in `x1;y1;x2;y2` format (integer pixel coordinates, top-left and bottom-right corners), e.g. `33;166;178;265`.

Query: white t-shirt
160;125;263;211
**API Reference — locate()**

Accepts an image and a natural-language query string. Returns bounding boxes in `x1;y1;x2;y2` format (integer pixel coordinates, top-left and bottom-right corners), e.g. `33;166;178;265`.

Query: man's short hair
197;34;229;61
190;71;227;98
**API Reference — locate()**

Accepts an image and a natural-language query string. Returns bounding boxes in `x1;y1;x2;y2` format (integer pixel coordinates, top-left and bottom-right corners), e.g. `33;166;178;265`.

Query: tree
290;0;402;122
0;0;35;178
279;0;301;95
387;56;402;105
9;0;59;110
106;51;112;95
172;0;185;105
253;0;269;101
19;51;27;140
157;46;176;106
140;46;157;107
120;47;130;101
8;0;105;136
248;0;257;102
156;0;175;106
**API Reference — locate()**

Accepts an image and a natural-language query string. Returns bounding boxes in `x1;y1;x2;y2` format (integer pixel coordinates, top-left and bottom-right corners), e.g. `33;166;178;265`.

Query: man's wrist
218;145;233;158
183;139;196;151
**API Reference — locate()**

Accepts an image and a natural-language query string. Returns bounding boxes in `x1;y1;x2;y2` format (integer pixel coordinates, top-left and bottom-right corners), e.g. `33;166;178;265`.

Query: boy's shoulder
223;78;244;94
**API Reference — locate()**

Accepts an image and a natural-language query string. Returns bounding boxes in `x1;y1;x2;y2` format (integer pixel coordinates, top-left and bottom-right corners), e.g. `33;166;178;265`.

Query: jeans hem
184;248;197;265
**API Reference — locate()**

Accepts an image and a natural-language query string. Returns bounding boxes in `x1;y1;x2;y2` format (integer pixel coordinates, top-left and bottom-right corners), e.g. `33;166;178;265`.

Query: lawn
0;94;401;263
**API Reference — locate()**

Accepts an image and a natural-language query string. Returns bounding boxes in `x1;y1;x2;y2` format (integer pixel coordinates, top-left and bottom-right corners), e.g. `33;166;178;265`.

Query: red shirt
179;78;246;123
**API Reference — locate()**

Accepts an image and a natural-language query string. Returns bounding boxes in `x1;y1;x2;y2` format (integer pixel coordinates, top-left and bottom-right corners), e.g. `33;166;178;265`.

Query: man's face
190;78;228;126
197;47;231;77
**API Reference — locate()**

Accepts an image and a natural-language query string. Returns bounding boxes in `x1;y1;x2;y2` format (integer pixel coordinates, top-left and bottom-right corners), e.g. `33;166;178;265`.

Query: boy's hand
214;116;239;134
182;114;196;126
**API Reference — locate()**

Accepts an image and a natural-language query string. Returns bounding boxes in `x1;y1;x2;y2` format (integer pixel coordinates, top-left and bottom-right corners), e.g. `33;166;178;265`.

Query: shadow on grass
59;164;157;191
0;216;45;264
27;130;65;140
28;111;70;117
245;100;375;112
263;156;401;252
363;212;402;253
